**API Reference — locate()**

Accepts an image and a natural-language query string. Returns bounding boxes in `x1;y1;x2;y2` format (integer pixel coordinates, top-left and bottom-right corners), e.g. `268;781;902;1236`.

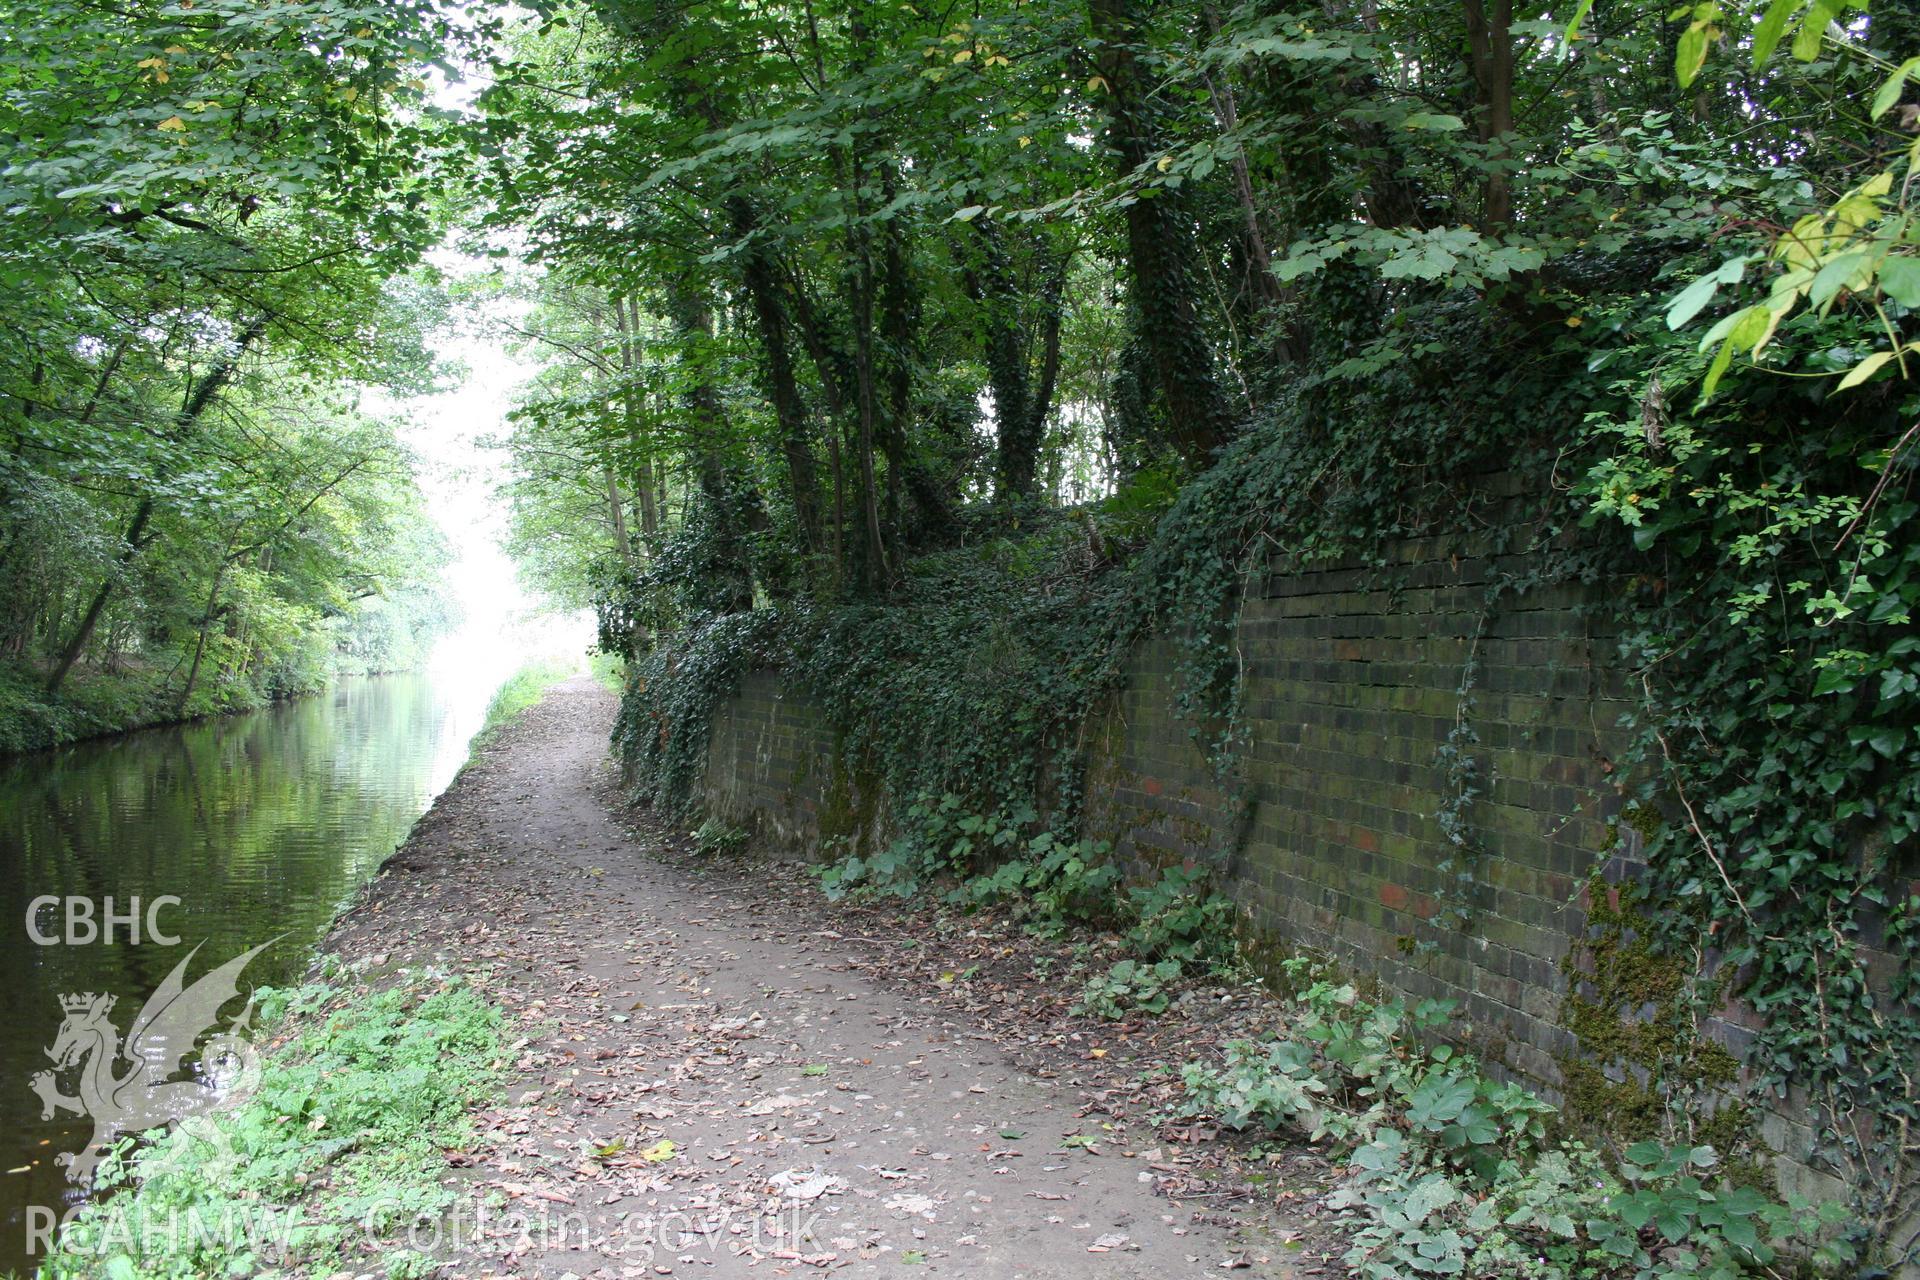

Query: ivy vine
613;258;1920;1258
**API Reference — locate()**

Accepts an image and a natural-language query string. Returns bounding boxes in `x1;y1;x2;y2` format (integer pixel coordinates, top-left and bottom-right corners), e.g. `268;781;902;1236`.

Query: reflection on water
0;671;490;1274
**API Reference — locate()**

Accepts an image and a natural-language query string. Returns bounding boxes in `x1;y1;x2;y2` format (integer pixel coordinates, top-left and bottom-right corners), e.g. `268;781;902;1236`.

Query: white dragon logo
29;941;269;1186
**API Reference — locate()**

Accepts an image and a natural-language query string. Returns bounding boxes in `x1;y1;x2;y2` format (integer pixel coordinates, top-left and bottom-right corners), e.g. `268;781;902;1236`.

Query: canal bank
31;677;1311;1278
2;670;500;1274
0;654;450;757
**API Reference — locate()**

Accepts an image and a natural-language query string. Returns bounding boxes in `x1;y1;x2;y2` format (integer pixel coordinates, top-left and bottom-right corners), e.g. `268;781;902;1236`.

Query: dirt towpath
326;677;1307;1279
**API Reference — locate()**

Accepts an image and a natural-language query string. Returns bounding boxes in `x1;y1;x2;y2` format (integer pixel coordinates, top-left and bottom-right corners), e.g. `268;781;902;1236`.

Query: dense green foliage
1183;962;1853;1279
12;0;1920;1268
0;0;475;750
34;972;502;1280
473;0;1920;1264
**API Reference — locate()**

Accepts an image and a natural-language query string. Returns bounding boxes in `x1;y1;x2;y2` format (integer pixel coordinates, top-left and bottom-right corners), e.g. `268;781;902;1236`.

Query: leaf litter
319;678;1338;1277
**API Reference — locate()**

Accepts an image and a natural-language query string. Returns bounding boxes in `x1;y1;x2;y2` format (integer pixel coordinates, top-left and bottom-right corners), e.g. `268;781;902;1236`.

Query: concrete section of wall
702;670;836;850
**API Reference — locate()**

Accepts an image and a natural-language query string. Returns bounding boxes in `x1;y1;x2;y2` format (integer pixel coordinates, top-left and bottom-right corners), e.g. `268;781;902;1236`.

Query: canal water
0;671;494;1273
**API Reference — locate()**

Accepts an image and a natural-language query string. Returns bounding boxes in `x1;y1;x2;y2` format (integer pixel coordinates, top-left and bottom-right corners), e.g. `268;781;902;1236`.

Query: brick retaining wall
692;541;1882;1218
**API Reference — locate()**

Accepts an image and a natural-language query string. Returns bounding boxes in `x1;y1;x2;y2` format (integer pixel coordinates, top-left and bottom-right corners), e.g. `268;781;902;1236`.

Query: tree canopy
6;0;1920;1267
0;0;479;744
470;0;1920;1265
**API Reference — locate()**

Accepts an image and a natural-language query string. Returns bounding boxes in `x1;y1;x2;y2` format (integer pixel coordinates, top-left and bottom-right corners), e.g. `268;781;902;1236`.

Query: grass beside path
23;658;588;1278
466;658;577;757
33;969;503;1280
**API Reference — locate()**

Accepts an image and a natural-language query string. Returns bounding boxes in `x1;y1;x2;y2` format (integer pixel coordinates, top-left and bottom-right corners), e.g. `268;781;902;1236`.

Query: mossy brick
696;547;1738;1119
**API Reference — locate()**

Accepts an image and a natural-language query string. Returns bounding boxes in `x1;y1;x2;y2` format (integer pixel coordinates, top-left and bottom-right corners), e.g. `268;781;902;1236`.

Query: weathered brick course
691;543;1876;1222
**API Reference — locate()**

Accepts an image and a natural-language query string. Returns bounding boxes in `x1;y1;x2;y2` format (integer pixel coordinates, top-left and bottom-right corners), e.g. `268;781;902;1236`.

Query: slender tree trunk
729;200;823;558
595;301;636;569
845;155;888;593
829;429;846;597
2;337;128;607
1199;5;1306;370
78;334;131;425
662;279;757;610
875;167;916;542
653;454;669;539
832;18;887;593
42;498;152;696
1088;0;1236;466
44;315;265;696
619;296;660;541
963;222;1069;501
605;466;635;566
638;0;815;577
1199;8;1283;314
1463;0;1515;229
176;543;231;715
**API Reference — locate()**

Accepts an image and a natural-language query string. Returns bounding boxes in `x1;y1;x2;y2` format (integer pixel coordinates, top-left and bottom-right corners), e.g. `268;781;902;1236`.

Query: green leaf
1564;0;1597;41
1728;303;1777;354
1676;24;1709;86
1879;256;1920;306
1872;57;1920;119
1808;249;1868;310
1655;1206;1694;1241
1751;0;1802;65
952;204;986;222
1622;1140;1667;1166
1698;301;1777;398
1402;1174;1460;1224
1401;112;1465;131
1792;0;1837;60
1666;273;1723;329
1835;349;1895;390
1813;665;1859;695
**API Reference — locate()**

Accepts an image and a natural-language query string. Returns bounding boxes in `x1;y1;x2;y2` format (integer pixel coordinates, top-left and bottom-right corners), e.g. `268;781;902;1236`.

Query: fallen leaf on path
766;1166;847;1200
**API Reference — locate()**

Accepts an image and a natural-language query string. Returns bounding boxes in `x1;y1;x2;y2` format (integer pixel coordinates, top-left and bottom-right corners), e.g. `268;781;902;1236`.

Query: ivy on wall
613;261;1920;1259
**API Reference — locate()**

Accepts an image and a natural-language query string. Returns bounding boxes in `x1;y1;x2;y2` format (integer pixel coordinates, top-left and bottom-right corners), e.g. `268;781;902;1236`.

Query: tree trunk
662;279;757;611
847;228;888;591
963;221;1069;501
619;296;661;541
44;315;266;696
875;167;917;542
605;466;635;566
1088;0;1236;467
829;429;846;597
1199;8;1283;315
730;198;823;557
176;545;231;716
1463;0;1515;230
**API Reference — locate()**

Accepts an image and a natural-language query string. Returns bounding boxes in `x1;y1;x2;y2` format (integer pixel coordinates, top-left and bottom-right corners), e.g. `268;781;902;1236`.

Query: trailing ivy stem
1642;674;1760;937
1830;418;1920;553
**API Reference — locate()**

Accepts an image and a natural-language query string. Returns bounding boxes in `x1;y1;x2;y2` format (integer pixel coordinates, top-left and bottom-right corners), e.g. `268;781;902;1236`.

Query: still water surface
0;671;491;1273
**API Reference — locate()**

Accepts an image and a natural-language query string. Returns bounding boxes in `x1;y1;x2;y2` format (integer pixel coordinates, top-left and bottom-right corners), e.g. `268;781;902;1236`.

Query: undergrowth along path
326;677;1324;1279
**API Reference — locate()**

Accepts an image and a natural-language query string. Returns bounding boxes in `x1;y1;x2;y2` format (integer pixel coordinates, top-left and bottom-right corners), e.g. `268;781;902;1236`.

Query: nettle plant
810;785;1249;1022
1074;957;1184;1019
1180;963;1853;1280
